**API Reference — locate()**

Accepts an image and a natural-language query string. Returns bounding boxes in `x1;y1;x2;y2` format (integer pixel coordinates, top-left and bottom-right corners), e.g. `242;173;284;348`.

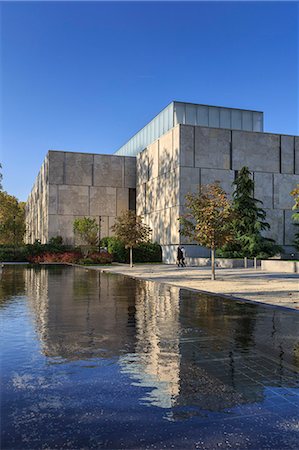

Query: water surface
1;265;299;449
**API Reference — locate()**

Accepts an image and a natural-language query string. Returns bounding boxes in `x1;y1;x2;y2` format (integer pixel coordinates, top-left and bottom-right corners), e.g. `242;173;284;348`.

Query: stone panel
48;184;58;214
65;153;93;185
273;174;299;209
201;168;234;196
159;129;174;175
48;151;64;184
136;150;149;185
254;172;273;209
281;136;295;174
295;137;299;174
284;210;297;246
179;167;200;205
136;184;146;216
262;209;284;245
146;179;157;213
57;185;89;215
108;216;116;235
124;157;136;188
232;131;280;173
195;127;231;169
116;188;129;215
100;216;109;239
147;141;159;179
48;214;75;243
173;127;180;169
94;155;123;187
162;168;179;209
90;186;116;216
169;206;180;245
180;125;194;167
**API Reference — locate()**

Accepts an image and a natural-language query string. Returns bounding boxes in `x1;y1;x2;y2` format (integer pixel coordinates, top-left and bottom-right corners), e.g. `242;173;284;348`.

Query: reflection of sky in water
1;265;299;449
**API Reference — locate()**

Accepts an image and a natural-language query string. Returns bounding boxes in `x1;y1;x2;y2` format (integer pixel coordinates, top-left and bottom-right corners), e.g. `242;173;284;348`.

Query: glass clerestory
114;101;264;157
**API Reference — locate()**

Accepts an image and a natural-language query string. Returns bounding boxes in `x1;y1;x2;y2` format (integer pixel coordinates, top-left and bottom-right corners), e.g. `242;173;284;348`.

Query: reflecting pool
1;265;299;449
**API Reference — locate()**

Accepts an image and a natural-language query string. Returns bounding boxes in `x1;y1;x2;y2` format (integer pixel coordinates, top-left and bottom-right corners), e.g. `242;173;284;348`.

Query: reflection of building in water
23;266;298;412
120;281;181;408
25;266;136;360
0;265;26;305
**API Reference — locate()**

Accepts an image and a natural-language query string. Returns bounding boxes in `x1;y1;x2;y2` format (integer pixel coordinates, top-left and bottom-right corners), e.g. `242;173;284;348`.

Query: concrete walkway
86;263;299;310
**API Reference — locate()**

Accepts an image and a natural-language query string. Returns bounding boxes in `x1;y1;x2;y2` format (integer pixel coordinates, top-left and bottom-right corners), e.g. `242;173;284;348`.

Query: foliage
101;237;162;263
111;210;152;249
25;238;73;256
0;191;26;245
179;183;235;280
0;163;3;191
0;237;77;262
101;236;127;262
290;184;299;250
219;167;281;258
0;246;28;262
78;251;113;265
179;183;235;250
111;210;152;266
48;235;64;246
27;251;82;264
73;217;99;250
133;242;162;262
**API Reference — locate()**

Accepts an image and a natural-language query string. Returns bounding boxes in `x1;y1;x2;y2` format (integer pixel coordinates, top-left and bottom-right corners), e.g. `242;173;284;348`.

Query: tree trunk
130;247;133;268
211;248;216;280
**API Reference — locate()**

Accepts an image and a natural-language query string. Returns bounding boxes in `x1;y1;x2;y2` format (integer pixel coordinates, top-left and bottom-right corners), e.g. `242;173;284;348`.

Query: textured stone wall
136;124;298;262
25;156;49;243
178;125;299;257
27;126;298;261
26;151;136;244
136;128;180;257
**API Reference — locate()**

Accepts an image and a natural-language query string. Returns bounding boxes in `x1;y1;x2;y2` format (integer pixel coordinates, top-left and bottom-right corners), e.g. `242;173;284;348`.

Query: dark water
1;265;299;450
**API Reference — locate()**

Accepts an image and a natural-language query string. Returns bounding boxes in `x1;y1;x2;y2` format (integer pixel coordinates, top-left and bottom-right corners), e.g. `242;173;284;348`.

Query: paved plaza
87;264;299;310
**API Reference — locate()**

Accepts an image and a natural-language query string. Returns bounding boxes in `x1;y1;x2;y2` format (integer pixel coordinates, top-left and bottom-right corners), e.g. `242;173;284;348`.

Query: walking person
177;246;183;267
181;246;186;267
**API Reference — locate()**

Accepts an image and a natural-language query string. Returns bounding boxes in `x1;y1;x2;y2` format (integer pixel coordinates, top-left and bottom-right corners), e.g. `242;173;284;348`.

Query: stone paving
86;263;299;310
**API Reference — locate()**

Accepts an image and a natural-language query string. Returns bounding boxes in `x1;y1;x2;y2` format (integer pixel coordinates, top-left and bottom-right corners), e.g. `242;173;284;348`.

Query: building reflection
23;265;299;413
119;281;181;408
25;266;136;360
0;265;26;306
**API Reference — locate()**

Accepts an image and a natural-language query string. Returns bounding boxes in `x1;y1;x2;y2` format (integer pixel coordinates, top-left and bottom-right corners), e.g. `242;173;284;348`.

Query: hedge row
0;238;162;264
101;237;162;263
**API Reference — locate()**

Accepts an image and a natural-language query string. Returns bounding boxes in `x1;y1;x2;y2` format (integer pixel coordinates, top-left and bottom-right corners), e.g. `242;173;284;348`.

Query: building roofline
173;100;264;114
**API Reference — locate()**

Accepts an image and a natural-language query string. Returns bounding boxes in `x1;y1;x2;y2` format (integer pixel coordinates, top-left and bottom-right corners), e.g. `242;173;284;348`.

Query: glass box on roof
115;101;264;156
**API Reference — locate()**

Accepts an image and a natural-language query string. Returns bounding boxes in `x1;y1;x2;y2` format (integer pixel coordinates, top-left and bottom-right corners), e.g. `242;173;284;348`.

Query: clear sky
1;1;298;201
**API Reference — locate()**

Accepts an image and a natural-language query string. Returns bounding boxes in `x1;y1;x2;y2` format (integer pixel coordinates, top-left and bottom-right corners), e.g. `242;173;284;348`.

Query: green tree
111;210;152;267
0;191;26;245
219;167;281;258
179;183;235;280
0;163;3;191
73;217;100;254
290;184;299;250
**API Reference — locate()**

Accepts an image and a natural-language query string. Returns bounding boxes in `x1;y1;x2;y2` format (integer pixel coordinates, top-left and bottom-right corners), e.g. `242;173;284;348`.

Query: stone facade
26;151;136;244
136;125;299;262
26;125;298;262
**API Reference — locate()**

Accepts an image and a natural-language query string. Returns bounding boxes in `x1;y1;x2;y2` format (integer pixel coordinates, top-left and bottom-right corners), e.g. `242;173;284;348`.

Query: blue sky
1;1;298;201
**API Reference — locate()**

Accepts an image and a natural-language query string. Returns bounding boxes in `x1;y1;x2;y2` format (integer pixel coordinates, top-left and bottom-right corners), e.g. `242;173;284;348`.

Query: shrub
25;239;74;256
0;246;28;262
78;251;113;265
101;237;162;263
101;237;127;262
27;251;82;264
132;242;162;263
